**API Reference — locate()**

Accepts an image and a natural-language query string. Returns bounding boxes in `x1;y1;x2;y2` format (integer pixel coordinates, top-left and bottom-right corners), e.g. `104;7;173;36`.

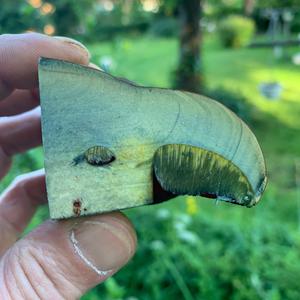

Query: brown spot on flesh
73;199;82;216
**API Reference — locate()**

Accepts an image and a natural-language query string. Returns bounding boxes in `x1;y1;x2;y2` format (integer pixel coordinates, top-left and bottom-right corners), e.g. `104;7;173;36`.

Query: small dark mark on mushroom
72;146;116;167
73;199;82;216
72;154;85;166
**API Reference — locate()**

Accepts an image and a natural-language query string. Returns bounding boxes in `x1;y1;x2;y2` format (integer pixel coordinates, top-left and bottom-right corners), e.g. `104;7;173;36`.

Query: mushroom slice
38;57;267;219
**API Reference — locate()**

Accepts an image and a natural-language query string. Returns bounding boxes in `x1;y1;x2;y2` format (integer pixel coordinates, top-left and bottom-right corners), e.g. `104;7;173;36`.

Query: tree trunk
244;0;255;16
174;0;202;93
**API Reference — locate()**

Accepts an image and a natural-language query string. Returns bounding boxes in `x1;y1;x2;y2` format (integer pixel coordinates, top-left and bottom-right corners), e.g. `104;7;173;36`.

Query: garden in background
1;0;300;299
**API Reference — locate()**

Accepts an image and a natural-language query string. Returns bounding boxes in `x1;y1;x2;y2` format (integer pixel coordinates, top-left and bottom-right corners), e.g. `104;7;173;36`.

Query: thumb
0;212;136;300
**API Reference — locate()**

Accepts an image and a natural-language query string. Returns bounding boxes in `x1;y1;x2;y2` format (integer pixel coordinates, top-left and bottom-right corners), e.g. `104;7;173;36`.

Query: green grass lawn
1;34;300;299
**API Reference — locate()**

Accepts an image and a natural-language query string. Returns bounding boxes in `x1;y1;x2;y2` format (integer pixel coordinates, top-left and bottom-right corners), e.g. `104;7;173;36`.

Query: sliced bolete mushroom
38;58;267;219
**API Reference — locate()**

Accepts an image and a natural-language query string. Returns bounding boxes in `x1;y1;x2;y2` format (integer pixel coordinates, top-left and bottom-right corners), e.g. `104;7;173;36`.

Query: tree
49;0;95;37
174;0;203;93
244;0;255;16
257;0;300;8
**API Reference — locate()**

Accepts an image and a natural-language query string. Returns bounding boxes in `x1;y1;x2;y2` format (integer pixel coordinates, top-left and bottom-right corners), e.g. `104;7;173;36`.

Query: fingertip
53;36;91;60
88;62;103;71
1;211;137;298
0;33;91;91
69;213;137;276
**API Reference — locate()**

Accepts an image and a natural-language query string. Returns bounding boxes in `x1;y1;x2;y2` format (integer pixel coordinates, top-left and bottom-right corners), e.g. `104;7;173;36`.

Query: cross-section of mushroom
39;58;267;219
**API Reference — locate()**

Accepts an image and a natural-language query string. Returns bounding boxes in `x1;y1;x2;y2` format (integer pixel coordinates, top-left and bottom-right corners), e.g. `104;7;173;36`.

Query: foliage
83;196;300;300
157;0;179;16
218;15;256;48
149;17;179;37
0;0;48;34
0;0;153;41
48;0;95;37
88;1;153;41
0;0;94;38
204;0;244;20
290;11;300;33
257;0;300;8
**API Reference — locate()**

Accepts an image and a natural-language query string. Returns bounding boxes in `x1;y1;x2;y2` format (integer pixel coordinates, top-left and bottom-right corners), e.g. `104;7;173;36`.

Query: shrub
218;15;255;48
149;17;179;37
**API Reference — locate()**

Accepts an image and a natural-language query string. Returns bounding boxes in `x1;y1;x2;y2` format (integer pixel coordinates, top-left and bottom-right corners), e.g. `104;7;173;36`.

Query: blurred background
1;0;300;299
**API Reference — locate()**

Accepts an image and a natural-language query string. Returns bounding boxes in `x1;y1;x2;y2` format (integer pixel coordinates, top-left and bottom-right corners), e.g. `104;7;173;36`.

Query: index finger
0;33;90;100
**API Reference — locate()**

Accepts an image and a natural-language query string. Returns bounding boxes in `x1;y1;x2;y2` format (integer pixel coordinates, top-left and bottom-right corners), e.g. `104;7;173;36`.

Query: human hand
0;33;137;299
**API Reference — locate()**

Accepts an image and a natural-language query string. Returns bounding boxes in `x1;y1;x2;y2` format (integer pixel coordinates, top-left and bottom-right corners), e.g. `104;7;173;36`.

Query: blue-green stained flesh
38;57;267;219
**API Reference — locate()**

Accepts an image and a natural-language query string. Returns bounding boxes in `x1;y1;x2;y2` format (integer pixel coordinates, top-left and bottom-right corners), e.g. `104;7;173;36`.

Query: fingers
0;33;90;100
0;62;99;117
0;170;46;256
0;89;39;116
0;107;41;179
0;108;41;180
0;147;11;181
0;34;91;179
0;107;41;156
0;212;137;299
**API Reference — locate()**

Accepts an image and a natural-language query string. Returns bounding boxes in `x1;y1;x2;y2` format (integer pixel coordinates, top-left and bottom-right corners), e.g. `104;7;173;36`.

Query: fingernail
54;36;91;59
88;62;103;71
70;220;134;276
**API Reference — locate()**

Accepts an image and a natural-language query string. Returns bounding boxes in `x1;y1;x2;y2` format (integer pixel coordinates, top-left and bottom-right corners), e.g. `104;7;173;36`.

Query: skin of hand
0;33;137;300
